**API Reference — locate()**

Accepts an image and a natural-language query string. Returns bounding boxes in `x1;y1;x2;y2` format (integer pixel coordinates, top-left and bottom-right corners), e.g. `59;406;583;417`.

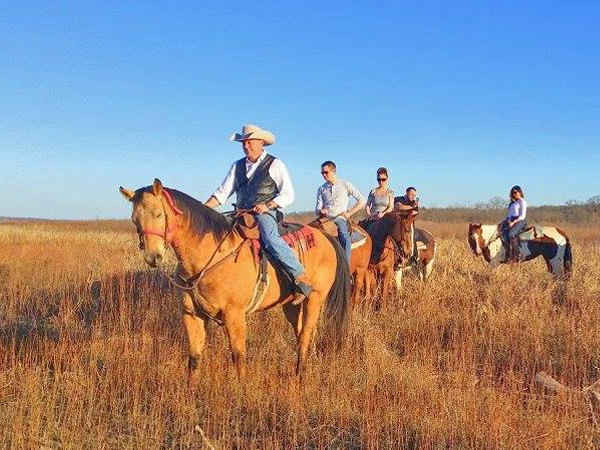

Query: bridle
138;188;184;249
135;189;249;292
391;214;415;259
471;226;502;265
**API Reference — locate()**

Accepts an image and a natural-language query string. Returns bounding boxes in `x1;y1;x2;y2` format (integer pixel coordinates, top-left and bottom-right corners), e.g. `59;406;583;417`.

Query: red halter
140;188;183;246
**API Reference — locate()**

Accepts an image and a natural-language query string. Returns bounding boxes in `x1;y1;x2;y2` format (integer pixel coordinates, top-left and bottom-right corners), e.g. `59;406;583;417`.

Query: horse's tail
563;238;573;280
321;232;352;349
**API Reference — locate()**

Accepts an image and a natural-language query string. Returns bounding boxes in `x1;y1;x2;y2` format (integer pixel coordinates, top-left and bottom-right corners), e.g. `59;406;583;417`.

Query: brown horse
364;211;418;293
367;235;396;301
120;179;351;382
308;218;373;303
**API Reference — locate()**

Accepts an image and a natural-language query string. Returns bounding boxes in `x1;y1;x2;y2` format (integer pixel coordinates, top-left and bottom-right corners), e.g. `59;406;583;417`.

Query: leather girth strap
245;247;270;315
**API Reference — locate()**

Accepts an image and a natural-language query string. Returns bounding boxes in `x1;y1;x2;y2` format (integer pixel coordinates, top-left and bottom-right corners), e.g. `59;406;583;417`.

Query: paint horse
308;218;373;303
468;223;573;279
365;210;418;294
406;227;437;282
120;179;351;382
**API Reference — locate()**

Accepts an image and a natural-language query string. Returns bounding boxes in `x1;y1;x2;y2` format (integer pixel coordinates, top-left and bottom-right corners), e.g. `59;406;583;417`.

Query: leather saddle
308;217;350;238
235;212;306;240
309;217;367;246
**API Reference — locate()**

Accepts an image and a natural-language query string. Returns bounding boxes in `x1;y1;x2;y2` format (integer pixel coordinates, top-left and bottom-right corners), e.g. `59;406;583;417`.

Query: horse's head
467;223;483;256
389;210;418;260
120;178;180;268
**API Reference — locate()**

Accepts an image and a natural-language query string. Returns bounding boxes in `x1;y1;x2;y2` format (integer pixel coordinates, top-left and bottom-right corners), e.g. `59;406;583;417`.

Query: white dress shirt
315;179;366;218
212;151;295;209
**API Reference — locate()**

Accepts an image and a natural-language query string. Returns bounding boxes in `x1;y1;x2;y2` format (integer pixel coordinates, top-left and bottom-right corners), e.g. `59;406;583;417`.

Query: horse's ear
120;186;135;201
152;178;163;196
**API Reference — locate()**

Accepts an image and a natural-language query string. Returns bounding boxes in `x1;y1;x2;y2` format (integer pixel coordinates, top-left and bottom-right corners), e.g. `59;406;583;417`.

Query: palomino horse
308;218;373;303
468;223;573;279
120;179;351;382
365;210;417;294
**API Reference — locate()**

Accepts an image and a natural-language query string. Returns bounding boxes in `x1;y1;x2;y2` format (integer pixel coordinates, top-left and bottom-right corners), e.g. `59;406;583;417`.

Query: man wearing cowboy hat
205;124;312;305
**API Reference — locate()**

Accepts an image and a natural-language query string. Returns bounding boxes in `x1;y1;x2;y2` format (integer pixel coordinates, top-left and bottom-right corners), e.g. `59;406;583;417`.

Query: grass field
1;219;599;449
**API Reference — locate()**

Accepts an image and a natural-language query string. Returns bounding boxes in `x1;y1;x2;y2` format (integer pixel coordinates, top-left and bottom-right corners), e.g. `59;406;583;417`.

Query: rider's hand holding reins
253;203;270;214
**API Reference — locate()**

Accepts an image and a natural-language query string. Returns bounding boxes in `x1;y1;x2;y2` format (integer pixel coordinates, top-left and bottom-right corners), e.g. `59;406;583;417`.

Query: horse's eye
154;212;163;219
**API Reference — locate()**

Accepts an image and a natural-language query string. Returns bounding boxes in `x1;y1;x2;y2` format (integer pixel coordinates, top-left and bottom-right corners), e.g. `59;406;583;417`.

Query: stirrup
291;280;312;306
291;292;307;306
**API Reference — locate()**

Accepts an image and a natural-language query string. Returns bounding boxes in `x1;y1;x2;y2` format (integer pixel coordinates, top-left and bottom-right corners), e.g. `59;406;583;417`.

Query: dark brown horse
120;179;351;382
364;210;418;293
308;218;373;303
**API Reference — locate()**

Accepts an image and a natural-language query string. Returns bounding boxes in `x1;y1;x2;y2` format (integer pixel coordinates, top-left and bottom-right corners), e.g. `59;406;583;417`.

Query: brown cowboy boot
291;273;313;306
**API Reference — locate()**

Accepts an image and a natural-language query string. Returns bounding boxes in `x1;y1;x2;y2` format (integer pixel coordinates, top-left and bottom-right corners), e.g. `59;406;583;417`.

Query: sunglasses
377;177;387;182
321;171;330;175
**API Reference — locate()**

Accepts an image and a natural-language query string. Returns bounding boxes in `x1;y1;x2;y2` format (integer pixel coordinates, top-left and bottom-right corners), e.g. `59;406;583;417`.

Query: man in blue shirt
315;160;366;262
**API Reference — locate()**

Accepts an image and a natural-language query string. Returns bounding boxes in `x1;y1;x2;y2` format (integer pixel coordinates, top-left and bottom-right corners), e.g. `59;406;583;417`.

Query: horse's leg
353;267;365;305
373;269;383;310
417;258;425;281
423;259;434;282
180;291;209;386
223;308;248;381
365;268;374;306
393;267;403;293
283;303;303;342
548;255;564;279
296;294;324;376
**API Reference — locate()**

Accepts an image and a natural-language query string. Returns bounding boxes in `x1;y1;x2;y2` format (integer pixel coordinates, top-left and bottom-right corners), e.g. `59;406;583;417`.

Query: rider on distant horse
315;161;366;263
205;124;313;305
502;185;528;261
394;186;419;212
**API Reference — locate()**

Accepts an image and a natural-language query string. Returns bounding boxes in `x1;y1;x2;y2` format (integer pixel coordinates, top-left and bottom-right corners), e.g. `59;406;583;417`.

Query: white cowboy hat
230;124;276;146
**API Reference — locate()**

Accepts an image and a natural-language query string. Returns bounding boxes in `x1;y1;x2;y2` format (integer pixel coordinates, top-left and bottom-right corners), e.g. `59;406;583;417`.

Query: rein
137;189;249;291
162;227;248;292
139;189;184;246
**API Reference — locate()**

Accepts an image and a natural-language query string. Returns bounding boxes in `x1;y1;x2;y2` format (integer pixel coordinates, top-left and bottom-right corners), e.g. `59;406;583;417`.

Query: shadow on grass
0;270;173;353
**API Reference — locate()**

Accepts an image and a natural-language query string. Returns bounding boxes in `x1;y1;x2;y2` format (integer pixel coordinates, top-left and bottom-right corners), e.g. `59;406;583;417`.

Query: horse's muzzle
145;252;164;268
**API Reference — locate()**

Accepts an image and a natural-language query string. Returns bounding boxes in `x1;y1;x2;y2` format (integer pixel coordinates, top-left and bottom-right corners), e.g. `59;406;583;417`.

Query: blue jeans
256;213;305;279
502;219;528;244
333;217;352;263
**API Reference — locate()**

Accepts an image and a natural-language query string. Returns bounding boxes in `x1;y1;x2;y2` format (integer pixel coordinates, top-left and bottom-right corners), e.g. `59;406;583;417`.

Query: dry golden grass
1;220;599;449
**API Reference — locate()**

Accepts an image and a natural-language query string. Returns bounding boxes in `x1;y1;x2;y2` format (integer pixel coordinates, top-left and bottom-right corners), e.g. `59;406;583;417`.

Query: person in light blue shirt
315;160;366;262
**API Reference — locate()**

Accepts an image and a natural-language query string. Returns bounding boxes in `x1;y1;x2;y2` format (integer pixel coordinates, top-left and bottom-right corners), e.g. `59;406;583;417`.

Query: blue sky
2;1;599;219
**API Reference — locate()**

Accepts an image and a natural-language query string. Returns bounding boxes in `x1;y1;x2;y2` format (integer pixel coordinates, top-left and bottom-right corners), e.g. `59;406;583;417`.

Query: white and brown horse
410;227;437;282
468;223;573;279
